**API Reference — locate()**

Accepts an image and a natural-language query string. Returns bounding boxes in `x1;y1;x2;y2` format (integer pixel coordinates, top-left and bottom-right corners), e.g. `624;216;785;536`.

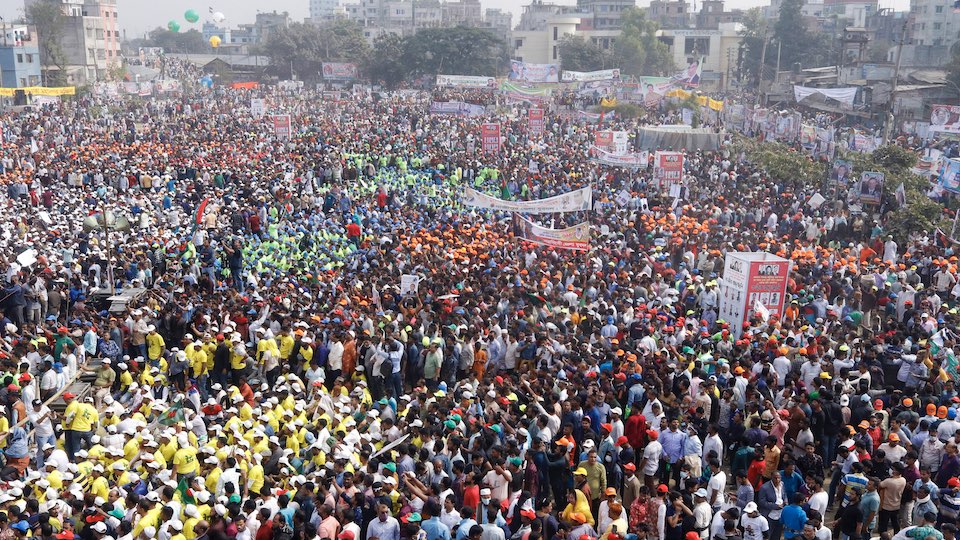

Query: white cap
92;522;108;533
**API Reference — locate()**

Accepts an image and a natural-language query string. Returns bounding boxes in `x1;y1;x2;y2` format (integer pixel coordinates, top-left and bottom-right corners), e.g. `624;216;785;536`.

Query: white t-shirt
741;515;769;540
28;405;54;438
707;471;727;507
808;491;828;518
483;469;512;502
643;440;663;475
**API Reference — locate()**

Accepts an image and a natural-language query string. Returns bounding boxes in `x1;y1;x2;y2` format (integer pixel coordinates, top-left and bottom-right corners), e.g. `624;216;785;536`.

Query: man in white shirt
740;502;769;540
28;399;56;468
703;425;724;465
693;489;713;539
706;459;727;511
642;429;663;490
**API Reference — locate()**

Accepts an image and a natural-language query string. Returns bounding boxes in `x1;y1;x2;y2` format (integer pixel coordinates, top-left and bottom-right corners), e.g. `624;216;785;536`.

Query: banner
859;171;884;205
0;86;75;97
321;63;358;80
593;131;630;155
436;75;497;88
800;124;817;147
941;158;960;193
514;215;590;251
931;104;960;134
794;85;858;106
272;114;292;140
577;110;614;123
250;98;265;117
528;108;545;136
831;160;853;185
509;60;559;83
561;69;621;82
592;147;648;169
653;151;684;186
480;123;501;154
719;253;792;337
462;186;592;214
429;101;485;116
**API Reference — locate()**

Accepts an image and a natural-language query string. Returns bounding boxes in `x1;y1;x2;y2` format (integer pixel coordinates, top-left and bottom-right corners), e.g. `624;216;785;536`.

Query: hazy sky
1;0;909;40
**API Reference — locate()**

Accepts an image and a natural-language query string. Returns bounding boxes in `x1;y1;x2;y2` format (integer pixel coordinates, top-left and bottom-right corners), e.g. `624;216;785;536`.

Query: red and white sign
272;114;292;140
653;151;684;187
718;253;792;337
528;108;545;136
481;123;501;154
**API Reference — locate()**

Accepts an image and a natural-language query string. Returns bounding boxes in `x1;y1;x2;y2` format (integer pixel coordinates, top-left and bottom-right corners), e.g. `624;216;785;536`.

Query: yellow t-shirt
71;403;98;431
183;518;200;540
247;463;264;494
90;476;110;500
146;333;166;360
133;507;162;537
205;467;222;494
63;401;79;430
159;440;178;463
278;334;295;360
173;447;199;475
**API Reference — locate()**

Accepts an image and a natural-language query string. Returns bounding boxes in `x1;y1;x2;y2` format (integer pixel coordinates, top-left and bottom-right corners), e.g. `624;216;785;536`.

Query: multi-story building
512;5;619;64
823;0;877;28
23;0;119;84
0;24;42;87
442;0;483;26
647;0;690;29
695;0;743;30
482;8;513;43
576;0;637;29
907;0;960;64
657;22;743;90
310;0;341;20
202;11;289;53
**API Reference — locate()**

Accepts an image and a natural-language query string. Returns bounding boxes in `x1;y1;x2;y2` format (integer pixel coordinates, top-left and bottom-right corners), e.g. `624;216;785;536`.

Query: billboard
321;63;358;80
653;151;684;186
250;98;266;117
719;253;792;337
561;69;621;82
509;60;560;83
528;108;545;136
481;123;501;154
941;158;960;194
593;131;630;155
931;104;960;134
436;75;497;88
272;114;292;139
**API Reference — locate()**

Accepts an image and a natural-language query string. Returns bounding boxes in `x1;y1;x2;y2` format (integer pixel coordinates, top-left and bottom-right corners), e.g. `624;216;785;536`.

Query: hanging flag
158;401;185;426
175;476;196;504
754;299;771;322
195;197;211;225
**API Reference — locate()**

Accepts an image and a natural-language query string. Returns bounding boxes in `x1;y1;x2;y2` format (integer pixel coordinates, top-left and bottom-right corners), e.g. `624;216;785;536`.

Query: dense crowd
0;78;958;540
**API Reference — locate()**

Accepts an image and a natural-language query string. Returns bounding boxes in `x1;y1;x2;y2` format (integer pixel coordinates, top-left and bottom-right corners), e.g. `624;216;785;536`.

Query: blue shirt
781;505;807;539
660;428;687;464
421;517;451;540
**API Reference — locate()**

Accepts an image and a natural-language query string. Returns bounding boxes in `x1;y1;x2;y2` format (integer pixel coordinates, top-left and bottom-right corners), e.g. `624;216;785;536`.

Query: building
695;0;743;30
823;0;877;28
576;0;637;29
0;24;42;87
657;22;744;90
482;8;513;43
904;0;960;65
442;0;483;26
23;0;119;84
201;11;289;53
512;5;619;64
341;0;507;42
310;0;341;20
647;0;690;29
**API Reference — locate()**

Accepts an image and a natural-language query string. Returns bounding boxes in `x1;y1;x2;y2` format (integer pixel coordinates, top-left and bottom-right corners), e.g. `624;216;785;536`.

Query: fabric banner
931;104;960;134
250;98;266;117
321;63;358;80
561;69;621;82
858;171;884;205
462;186;592;214
577;110;614;123
155;80;181;93
799;125;816;147
436;75;497;88
429;101;485;116
272;114;292;140
509;60;559;83
528;108;545;136
654;151;684;186
0;86;75;97
941;158;960;193
593;131;630;155
500;81;554;96
793;85;858;106
480;123;501;154
514;215;590;251
591;148;648;169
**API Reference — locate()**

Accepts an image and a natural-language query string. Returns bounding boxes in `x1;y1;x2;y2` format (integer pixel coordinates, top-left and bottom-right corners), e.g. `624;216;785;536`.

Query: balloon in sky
209;35;222;48
167;20;180;32
212;11;226;23
184;9;200;23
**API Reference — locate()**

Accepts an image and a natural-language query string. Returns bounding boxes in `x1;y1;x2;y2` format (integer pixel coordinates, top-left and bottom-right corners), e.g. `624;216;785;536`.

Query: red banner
528;108;545;136
746;260;791;320
272;114;292;140
481;123;501;154
653;151;684;186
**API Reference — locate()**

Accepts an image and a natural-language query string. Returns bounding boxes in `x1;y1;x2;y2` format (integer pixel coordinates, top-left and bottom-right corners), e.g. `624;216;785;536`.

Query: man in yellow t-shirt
173;444;199;480
69;397;99;460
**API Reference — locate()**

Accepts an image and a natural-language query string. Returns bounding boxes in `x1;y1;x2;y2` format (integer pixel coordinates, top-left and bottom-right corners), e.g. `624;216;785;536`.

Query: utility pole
882;17;909;145
756;31;769;107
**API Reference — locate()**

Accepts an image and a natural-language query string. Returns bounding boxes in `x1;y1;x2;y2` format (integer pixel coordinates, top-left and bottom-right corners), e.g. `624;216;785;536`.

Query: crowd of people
0;76;958;540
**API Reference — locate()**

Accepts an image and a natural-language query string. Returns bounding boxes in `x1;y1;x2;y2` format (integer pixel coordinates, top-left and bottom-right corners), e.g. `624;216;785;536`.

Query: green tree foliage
736;8;767;85
260;21;370;81
143;28;209;54
366;34;406;89
611;8;674;76
558;36;609;72
27;0;68;85
773;0;811;71
400;27;509;78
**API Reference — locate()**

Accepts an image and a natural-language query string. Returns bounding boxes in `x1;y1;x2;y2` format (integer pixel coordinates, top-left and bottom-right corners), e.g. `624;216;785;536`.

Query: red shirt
462;485;480;512
346;223;361;238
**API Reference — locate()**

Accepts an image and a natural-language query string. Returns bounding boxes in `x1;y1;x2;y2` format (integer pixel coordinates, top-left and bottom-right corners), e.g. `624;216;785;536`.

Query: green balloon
184;9;200;23
167;20;180;32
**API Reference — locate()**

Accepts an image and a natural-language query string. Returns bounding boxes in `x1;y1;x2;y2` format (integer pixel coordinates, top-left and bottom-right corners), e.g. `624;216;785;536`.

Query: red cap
6;384;18;392
58;326;68;333
18;373;30;381
601;423;613;432
63;392;76;399
647;429;659;440
949;477;960;488
616;436;629;446
686;533;701;540
657;484;669;494
338;533;356;540
623;462;636;471
520;509;536;520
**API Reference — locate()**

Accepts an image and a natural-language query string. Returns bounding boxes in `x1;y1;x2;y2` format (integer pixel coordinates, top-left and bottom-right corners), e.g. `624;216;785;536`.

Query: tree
611;8;674;76
27;0;68;85
143;28;209;54
947;52;960;98
737;8;768;85
400;27;508;78
365;33;406;89
773;0;811;71
558;36;609;72
260;20;370;81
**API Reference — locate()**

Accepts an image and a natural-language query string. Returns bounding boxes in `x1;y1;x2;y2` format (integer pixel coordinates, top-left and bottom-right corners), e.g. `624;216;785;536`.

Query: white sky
1;0;910;42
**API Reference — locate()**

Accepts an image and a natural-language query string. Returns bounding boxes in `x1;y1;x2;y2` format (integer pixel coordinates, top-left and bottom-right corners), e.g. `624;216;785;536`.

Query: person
759;472;785;540
879;463;907;533
832;489;864;540
741;502;769;540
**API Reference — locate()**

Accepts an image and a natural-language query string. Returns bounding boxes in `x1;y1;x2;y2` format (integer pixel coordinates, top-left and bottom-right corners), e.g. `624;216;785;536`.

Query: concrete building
823;0;877;28
695;0;743;30
657;22;743;90
23;0;119;84
576;0;637;30
647;0;690;29
310;0;341;20
904;0;960;65
482;8;513;43
0;24;42;87
512;6;619;64
442;0;483;26
201;12;289;53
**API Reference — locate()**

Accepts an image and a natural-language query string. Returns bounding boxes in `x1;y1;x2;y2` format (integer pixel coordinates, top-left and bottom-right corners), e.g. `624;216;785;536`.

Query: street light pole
882;17;910;145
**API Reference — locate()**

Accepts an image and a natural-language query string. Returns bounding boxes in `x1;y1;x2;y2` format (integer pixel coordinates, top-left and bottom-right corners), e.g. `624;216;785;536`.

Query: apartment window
684;37;710;55
553;26;558;40
20;78;26;87
553;45;558;59
936;5;944;12
16;53;23;63
515;38;523;47
25;54;32;63
935;22;943;29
